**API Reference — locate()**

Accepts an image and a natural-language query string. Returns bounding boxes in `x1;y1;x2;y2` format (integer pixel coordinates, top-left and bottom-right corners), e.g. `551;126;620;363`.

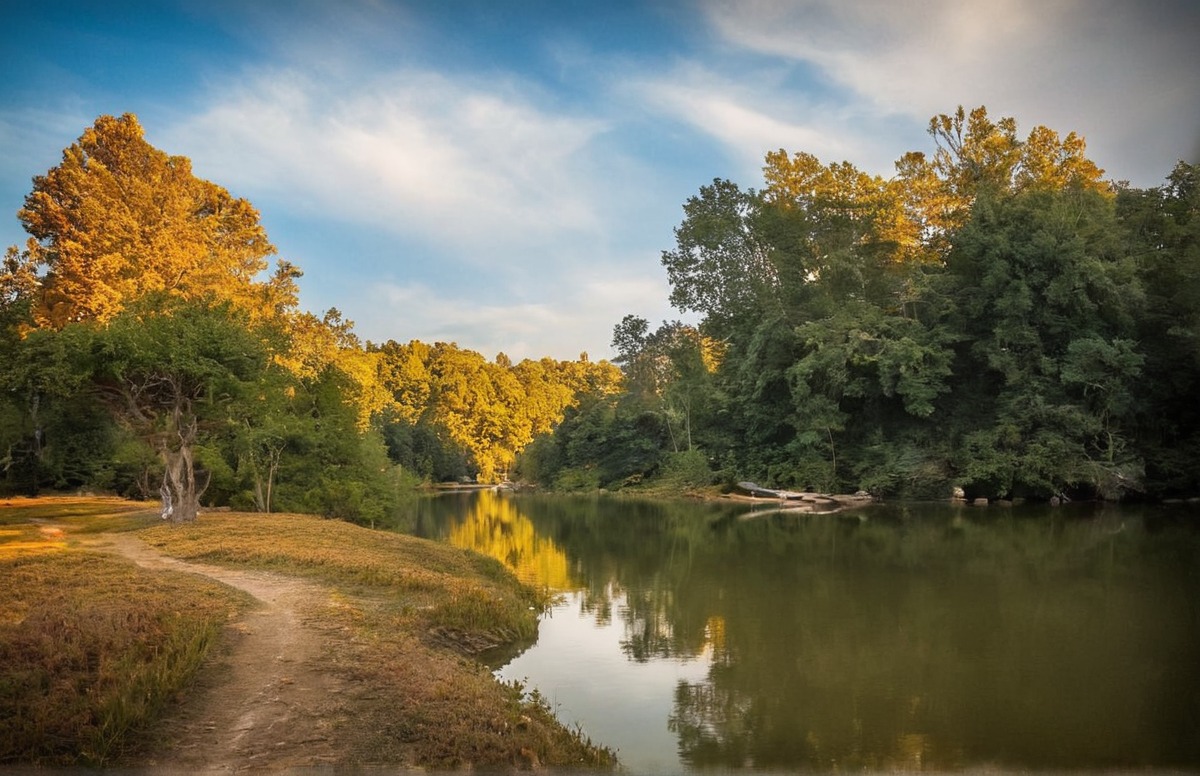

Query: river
401;491;1200;773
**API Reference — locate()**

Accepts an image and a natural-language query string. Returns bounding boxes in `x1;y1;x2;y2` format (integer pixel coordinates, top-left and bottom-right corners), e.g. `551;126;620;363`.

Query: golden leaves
762;106;1111;268
16;114;284;329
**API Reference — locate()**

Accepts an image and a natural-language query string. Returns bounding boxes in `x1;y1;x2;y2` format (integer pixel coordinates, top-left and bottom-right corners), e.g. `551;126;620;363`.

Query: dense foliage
4;109;1195;508
0;114;616;519
524;107;1199;501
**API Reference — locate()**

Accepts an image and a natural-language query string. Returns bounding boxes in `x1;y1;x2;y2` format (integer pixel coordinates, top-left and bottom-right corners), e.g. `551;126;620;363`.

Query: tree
1119;162;1200;495
612;317;723;455
89;299;273;522
280;309;391;432
938;186;1142;498
9;113;297;328
660;179;777;340
895;106;1109;259
0;324;97;495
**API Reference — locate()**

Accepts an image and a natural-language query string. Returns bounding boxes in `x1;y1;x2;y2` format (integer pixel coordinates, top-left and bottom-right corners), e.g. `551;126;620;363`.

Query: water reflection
405;494;1200;772
442;490;576;590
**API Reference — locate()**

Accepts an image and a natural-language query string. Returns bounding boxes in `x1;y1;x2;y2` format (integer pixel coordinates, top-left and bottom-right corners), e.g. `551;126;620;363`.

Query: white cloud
704;0;1047;115
700;0;1200;185
626;63;904;180
362;267;672;362
160;66;610;262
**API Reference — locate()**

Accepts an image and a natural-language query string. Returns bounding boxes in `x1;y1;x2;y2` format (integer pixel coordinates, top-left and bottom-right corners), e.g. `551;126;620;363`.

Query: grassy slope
0;497;614;770
0;498;249;765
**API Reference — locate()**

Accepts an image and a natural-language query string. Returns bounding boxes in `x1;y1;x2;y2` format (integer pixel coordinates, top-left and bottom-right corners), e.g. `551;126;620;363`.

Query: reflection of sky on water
497;588;710;774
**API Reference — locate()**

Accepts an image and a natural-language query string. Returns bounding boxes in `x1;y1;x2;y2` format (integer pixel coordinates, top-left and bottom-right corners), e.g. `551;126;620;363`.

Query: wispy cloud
161;67;609;261
366;268;672;361
626;62;908;180
700;0;1200;185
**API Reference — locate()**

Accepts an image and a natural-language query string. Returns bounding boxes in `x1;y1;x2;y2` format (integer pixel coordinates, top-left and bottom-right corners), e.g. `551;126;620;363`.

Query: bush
658;449;713;489
553;466;601;492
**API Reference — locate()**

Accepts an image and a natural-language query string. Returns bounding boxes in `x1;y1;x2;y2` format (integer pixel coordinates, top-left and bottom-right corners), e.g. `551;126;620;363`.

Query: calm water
402;492;1200;773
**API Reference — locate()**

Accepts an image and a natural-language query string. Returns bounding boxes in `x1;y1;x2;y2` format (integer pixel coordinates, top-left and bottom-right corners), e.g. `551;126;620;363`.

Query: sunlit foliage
374;340;621;483
537;106;1199;501
11;114;296;328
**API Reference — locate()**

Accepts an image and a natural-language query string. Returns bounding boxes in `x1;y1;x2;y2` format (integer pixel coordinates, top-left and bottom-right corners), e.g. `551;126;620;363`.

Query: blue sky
3;0;1197;361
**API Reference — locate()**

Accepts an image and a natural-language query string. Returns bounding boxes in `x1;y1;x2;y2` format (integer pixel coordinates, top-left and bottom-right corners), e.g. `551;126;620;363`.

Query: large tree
88;298;275;522
937;185;1142;499
1119;162;1200;495
10;113;298;328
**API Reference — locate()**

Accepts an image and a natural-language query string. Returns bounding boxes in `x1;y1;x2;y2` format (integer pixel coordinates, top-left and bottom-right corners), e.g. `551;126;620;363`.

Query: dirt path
100;535;365;772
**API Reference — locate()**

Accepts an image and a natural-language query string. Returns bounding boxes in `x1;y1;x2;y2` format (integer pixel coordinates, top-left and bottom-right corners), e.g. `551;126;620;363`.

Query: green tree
938;186;1142;498
0;324;97;495
660;179;777;341
1119;162;1200;494
88;298;275;521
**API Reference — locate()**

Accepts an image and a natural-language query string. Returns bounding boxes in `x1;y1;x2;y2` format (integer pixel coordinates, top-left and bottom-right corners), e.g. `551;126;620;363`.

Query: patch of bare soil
100;535;379;773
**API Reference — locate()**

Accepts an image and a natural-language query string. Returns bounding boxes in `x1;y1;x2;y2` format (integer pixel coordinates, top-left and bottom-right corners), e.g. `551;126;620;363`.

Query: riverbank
0;496;615;770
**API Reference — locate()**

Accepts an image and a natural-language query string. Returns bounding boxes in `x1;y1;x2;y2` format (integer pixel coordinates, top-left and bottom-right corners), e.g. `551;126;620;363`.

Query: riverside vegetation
0;107;1196;765
3;108;1199;517
0;496;615;768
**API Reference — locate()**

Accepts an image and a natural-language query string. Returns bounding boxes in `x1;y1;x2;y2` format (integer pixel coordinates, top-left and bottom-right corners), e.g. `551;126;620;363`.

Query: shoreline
0;497;615;770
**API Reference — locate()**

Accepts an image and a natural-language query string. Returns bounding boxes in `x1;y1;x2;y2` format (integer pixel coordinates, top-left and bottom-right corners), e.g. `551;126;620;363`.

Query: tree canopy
531;106;1200;502
1;114;619;519
12;114;298;328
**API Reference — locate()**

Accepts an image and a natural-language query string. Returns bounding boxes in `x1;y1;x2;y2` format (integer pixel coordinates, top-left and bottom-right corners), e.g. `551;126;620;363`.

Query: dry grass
0;502;249;766
1;499;614;770
138;511;546;644
0;495;158;534
310;590;614;769
137;511;615;769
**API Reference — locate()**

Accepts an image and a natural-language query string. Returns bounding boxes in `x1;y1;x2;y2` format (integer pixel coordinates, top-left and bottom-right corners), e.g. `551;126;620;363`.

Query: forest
522;107;1200;503
2;108;1198;518
0;114;620;523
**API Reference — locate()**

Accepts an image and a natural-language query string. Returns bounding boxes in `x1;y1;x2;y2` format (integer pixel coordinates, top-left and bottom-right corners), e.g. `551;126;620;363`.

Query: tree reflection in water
409;494;1200;772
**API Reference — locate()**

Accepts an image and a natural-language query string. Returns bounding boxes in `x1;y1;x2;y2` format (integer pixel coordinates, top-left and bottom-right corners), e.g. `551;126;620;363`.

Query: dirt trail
100;535;364;773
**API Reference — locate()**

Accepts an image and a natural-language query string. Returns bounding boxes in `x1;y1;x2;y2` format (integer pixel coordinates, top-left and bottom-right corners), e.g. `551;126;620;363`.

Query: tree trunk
160;406;203;523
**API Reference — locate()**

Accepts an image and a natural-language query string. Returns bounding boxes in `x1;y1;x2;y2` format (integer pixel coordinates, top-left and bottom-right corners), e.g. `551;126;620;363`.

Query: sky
2;0;1197;362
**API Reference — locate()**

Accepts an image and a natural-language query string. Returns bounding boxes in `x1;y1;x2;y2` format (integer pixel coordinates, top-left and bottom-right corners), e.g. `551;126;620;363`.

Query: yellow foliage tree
895;106;1109;256
277;309;392;432
374;340;435;425
12;113;297;328
373;341;623;482
762;150;920;265
763;107;1110;269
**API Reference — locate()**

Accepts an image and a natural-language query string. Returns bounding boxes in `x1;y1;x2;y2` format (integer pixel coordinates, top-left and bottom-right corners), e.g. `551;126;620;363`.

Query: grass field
0;497;248;765
0;496;614;769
